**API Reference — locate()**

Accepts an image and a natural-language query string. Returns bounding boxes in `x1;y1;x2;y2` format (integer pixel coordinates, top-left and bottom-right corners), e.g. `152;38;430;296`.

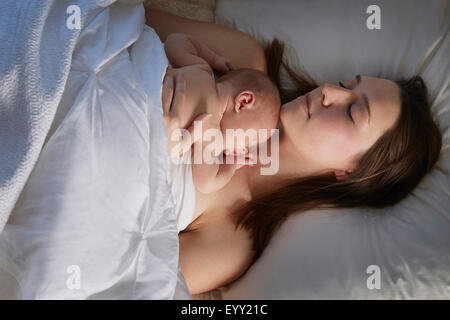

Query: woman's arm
145;8;267;73
164;33;231;74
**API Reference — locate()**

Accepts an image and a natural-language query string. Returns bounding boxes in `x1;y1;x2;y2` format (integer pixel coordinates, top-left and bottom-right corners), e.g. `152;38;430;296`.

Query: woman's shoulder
185;205;240;234
179;208;254;294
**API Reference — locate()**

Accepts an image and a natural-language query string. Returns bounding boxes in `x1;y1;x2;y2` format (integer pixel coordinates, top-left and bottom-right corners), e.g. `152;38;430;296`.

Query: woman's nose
321;83;354;108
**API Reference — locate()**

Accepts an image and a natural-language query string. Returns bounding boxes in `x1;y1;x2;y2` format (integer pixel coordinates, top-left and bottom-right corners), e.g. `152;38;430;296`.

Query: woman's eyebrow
354;74;371;125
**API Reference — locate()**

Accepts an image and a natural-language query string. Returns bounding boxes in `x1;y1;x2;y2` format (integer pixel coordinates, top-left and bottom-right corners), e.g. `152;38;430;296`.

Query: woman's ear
234;90;255;112
335;153;360;180
334;169;351;181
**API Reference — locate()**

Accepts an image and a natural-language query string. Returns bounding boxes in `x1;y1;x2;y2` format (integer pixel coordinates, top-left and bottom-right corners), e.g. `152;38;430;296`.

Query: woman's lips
301;94;311;118
306;93;311;117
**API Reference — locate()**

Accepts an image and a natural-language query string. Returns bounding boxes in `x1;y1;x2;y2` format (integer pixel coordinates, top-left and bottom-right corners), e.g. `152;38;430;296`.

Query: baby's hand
212;54;233;75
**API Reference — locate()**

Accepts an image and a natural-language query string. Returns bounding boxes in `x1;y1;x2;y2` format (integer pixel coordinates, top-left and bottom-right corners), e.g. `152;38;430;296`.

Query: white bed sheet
0;1;191;299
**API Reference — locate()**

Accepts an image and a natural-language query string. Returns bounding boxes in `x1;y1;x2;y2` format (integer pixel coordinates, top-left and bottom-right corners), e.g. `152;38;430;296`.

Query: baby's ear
234;90;255;112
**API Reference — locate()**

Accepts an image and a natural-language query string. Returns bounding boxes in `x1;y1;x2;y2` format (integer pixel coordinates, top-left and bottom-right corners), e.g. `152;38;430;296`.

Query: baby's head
216;68;280;155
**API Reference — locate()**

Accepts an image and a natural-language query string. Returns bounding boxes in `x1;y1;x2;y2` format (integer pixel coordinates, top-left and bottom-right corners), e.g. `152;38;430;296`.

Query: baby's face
221;122;271;156
222;134;251;156
219;92;279;156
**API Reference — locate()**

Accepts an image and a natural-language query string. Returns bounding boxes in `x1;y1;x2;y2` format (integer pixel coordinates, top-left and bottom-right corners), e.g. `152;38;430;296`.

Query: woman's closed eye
339;81;354;123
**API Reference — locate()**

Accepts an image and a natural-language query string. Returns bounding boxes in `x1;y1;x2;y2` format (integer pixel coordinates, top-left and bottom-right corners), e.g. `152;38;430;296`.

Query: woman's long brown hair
231;38;443;268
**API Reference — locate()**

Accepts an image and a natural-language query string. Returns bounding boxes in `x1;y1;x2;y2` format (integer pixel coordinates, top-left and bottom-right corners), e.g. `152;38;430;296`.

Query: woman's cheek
306;124;353;161
305;131;330;158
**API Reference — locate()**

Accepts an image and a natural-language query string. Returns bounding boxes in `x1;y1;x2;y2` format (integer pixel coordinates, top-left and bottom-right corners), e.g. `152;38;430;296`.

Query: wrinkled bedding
143;0;216;23
0;0;191;299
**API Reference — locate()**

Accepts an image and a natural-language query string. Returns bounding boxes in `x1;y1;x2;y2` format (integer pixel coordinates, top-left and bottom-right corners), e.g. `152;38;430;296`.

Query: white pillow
216;0;450;299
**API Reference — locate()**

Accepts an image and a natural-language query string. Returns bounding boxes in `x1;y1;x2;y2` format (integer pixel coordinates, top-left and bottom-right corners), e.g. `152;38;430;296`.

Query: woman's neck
247;127;322;198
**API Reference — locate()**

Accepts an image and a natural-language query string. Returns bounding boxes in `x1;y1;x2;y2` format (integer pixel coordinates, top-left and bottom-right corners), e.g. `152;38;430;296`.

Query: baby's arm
192;149;242;194
191;120;241;194
164;33;231;73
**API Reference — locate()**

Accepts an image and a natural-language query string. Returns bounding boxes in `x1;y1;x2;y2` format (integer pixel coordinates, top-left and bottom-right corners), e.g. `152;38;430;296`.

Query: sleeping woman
148;8;443;296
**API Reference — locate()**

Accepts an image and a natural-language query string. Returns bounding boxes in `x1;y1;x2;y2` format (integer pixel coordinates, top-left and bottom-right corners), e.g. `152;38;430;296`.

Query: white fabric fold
0;0;191;300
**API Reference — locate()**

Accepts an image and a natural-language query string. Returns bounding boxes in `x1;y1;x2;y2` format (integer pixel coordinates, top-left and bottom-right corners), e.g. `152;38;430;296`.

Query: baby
164;33;280;194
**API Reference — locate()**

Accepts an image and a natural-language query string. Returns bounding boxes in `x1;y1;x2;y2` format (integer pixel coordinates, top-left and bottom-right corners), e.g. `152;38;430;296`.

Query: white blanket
0;0;114;232
0;0;191;299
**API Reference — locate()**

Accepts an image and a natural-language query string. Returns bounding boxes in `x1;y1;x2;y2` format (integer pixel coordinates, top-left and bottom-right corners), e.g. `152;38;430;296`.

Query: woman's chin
279;106;292;130
280;103;292;121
